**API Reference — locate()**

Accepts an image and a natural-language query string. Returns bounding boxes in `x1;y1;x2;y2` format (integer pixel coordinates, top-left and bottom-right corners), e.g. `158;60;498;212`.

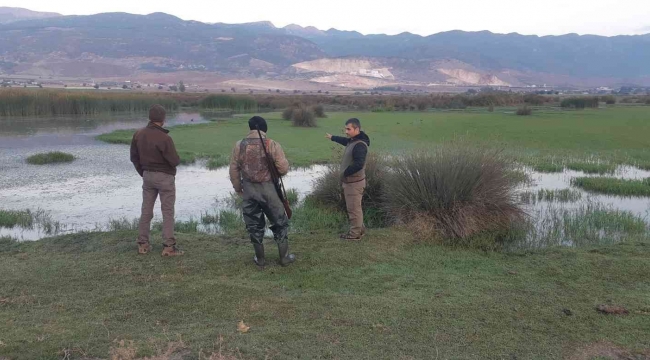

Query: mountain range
1;7;649;89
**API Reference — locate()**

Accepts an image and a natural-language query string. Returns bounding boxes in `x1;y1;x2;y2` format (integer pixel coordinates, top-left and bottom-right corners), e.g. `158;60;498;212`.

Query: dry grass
382;144;524;240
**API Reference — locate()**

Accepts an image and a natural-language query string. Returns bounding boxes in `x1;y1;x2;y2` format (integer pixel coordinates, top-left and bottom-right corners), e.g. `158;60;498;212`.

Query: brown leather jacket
229;130;289;193
130;122;181;176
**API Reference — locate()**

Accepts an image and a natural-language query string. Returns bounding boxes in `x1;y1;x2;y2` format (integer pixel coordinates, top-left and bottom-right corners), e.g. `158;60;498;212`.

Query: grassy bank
98;107;650;168
572;177;650;197
0;231;648;358
26;151;75;165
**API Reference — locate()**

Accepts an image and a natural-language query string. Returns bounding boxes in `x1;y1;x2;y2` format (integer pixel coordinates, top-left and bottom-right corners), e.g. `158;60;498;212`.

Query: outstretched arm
326;133;348;146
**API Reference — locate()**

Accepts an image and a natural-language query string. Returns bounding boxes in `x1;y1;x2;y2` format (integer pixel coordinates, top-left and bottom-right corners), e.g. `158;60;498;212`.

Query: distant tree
276;89;280;93
64;85;68;88
38;84;43;88
231;87;236;93
169;85;178;92
325;91;329;94
93;84;99;89
317;90;322;94
158;85;163;90
249;90;254;94
293;90;299;94
221;89;226;93
179;81;186;92
122;84;129;89
82;83;87;87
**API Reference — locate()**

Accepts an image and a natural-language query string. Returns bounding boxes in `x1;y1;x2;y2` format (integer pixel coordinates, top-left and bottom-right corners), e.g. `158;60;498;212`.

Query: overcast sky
4;0;650;36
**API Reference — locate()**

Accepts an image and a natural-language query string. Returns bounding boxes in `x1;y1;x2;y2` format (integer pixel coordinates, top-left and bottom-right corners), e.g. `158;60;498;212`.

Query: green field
3;106;649;358
1;232;649;359
98;107;650;168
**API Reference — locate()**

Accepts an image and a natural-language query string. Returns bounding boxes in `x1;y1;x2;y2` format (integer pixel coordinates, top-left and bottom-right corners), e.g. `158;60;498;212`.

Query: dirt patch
596;304;629;315
109;339;191;360
567;341;650;360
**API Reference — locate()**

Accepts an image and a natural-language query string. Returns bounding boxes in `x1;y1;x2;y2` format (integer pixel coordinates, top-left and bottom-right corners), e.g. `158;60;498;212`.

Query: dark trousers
241;181;289;244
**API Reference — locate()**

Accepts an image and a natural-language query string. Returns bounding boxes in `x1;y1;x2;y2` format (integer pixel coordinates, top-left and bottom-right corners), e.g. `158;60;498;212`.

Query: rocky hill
1;10;649;88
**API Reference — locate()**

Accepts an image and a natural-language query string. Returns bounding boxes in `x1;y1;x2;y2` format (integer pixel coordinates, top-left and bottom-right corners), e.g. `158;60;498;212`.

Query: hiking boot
161;245;184;257
277;241;296;267
253;243;266;269
340;233;362;241
138;243;152;255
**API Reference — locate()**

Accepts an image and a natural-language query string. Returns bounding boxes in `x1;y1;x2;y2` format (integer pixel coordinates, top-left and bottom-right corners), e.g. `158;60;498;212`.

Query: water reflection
0;112;211;148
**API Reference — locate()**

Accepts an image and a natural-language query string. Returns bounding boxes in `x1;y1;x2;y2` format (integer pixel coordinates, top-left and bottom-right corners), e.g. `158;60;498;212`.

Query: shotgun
256;126;292;219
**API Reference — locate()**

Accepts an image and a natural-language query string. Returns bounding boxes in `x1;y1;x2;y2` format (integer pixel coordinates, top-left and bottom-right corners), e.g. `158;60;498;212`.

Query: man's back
130;123;180;176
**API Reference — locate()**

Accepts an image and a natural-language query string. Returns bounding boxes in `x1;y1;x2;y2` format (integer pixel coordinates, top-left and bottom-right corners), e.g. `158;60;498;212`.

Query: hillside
1;11;649;88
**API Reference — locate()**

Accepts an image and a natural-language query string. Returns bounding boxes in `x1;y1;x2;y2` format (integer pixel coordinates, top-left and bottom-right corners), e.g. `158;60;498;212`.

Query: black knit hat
248;116;268;133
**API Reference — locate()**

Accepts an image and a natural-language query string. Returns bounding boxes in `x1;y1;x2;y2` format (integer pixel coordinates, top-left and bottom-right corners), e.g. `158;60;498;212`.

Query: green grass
97;107;650;168
0;209;35;228
0;231;648;358
26;152;75;165
107;217;139;232
519;189;583;204
531;161;565;173
566;162;616;174
0;88;179;116
206;154;230;170
520;203;648;249
571;177;650;197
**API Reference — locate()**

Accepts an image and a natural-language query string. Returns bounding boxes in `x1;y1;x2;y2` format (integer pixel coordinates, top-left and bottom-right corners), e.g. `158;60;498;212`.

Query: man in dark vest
229;116;296;268
326;118;370;241
130;104;184;256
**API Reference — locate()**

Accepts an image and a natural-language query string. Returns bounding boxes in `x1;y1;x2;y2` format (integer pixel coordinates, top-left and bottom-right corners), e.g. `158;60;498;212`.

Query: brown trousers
342;179;366;237
138;171;176;246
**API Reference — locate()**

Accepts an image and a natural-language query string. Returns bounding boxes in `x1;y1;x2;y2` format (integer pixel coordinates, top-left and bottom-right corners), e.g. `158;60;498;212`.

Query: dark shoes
278;241;296;267
161;245;184;257
253;243;266;269
138;243;152;254
340;233;363;241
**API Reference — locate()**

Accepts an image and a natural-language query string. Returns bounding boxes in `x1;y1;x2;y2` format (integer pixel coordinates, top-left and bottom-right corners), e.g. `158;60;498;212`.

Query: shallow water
522;166;650;219
2;113;650;245
0;112;326;240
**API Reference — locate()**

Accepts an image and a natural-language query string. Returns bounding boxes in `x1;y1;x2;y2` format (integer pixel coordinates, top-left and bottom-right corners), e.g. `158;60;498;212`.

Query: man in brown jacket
326;118;370;241
229;116;295;268
130;104;183;256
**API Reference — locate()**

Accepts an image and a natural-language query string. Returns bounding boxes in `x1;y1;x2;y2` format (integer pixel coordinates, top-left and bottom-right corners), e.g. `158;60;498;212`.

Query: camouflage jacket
229;130;290;193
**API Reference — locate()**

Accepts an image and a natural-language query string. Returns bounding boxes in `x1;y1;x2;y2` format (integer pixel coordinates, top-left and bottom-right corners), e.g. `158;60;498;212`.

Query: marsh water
1;112;649;246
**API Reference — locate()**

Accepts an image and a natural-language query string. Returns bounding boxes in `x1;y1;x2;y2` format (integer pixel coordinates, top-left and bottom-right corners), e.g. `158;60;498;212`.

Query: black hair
248;116;268;133
345;118;361;129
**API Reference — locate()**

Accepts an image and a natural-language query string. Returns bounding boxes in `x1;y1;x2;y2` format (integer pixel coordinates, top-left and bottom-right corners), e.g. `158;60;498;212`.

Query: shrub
26;152;75;165
291;105;317;127
310;153;386;214
282;106;295;120
312;104;327;118
200;94;257;112
516;106;532;116
381;145;524;240
523;94;545;105
560;97;600;109
601;95;616;105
